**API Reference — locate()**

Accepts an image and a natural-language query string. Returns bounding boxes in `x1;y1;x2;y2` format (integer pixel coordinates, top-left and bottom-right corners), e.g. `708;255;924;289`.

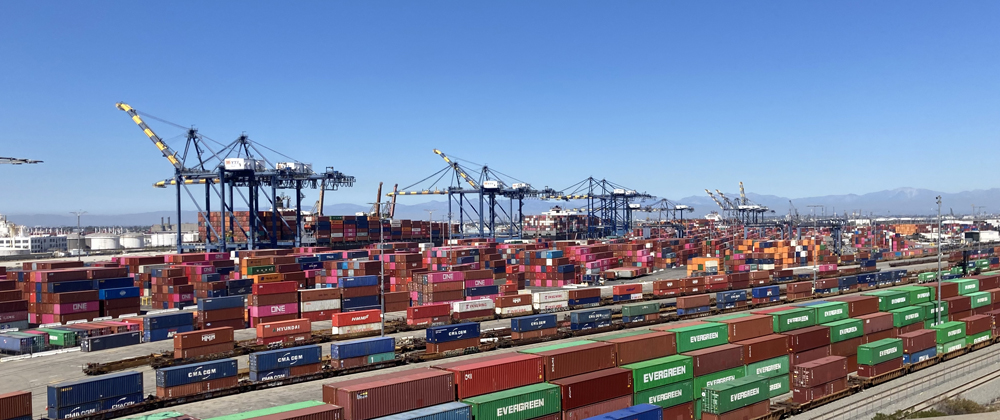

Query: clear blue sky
1;1;998;214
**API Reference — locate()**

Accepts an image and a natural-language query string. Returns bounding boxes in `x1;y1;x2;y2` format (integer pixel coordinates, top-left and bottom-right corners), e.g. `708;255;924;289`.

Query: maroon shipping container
199;318;247;331
898;330;936;354
290;363;324;376
532;342;617;381
256;333;311;346
174;342;234;359
847;354;858;373
791;345;832;367
736;334;789;364
949;310;972;322
785;326;831;353
788;282;813;294
199;307;245;323
684;344;744;377
924;282;959;299
857;358;903;378
815;278;839;290
718;315;772;342
792;377;849;404
0;391;31;419
250;293;298;306
432;353;544;398
550;368;633;411
251;404;344;420
863;330;897;344
568;288;601;299
605;332;676;365
323;369;455;420
676;295;710;309
793;356;848;387
975;275;1000;291
701;400;769;420
426;337;480;354
662;402;695;420
511;328;559;340
945;296;972;313
830;337;862;357
829;295;879;317
856;312;893;334
43;290;99;304
561;394;633;420
407;303;450;319
300;288;342;302
894;323;923;336
156;376;238;398
174;327;234;350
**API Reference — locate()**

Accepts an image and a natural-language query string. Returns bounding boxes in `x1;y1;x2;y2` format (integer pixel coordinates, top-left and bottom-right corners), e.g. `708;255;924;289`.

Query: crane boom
739;182;747;205
433;149;477;189
115;102;183;170
389;184;398;218
705;189;725;210
716;190;736;208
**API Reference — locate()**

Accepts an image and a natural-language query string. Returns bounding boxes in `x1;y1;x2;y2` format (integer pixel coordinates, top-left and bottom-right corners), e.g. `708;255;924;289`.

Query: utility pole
425;210;435;244
936;195;943;324
379;215;385;337
70;210;87;260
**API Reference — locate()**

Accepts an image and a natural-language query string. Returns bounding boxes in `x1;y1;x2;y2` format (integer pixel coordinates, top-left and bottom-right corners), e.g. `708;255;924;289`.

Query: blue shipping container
143;325;194;342
342;296;380;309
589;403;662;420
751;286;779;298
622;315;649;323
249;345;323;371
47;401;102;419
570;320;613;331
426;322;481;343
99;287;141;300
570;308;612;324
373;402;471;420
677;306;711;316
93;277;134;290
101;392;145;411
611;295;641;303
47;371;143;408
227;278;254;288
330;337;395;359
249;367;291;382
568;297;601;306
198;296;246;311
0;335;33;353
37;280;93;294
466;286;500;297
156;359;238;387
716;290;747;303
903;347;937;364
143;312;193;330
510;314;557;333
82;332;142;352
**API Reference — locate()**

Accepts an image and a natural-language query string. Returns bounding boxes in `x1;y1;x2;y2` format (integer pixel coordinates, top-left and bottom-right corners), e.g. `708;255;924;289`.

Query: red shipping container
174;327;234;350
791;345;832;367
300;288;341;302
898;330;936;354
830;337;862;357
718;315;773;343
252;281;299;295
857;357;903;378
174;342;235;359
256;333;311;346
256;318;311;338
605;332;676;365
156;376;238;398
432;353;544;398
199;307;245;323
829;295;879;317
923;282;959;299
561;394;632;420
495;294;532;308
323;369;455;420
661;401;695;420
962;315;991;335
612;284;642;296
511;328;559;340
251;293;298;306
332;309;381;327
533;342;617;381
863;329;897;344
676;295;710;309
684;343;744;377
0;391;31;419
793;356;847;387
792;377;848;404
251;404;344;420
949;310;972;322
785;325;831;353
425;337;480;354
550;368;633;411
945;296;972;313
856;312;893;334
895;323;924;336
788;282;812;293
701;400;769;420
736;334;789;364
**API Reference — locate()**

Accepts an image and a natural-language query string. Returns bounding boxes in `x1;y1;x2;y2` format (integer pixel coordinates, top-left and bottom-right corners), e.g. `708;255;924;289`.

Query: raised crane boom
739;181;747;205
115;102;183;170
433;149;477;189
705;189;725;210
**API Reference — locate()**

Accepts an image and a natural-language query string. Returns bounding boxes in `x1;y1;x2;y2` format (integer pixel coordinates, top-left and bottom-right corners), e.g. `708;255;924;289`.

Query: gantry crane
545;178;654;238
0;157;43;165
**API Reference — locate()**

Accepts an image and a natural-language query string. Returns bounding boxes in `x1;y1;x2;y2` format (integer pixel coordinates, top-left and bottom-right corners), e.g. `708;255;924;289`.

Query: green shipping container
702;375;769;414
857;338;903;366
917;301;948;321
864;290;910;311
889;306;924;328
245;265;276;275
34;327;78;347
824;319;864;343
519;340;594;354
929;321;966;344
744;355;789;378
669;323;729;353
771;308;815;333
622;303;660;317
462;383;561;420
895;286;935;304
695;398;701;420
705;313;751;322
633;379;694;409
977;259;990;269
918;272;938;282
595;330;650;341
694;366;746;399
624;355;694;392
204;401;326;420
968;291;992;309
367;352;396;364
966;330;991;347
811;302;849;324
946;278;979;295
937;338;965;355
768;374;790;397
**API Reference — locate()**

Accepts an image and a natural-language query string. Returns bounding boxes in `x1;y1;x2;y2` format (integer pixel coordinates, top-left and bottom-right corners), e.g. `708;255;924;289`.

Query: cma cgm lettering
497;399;544;417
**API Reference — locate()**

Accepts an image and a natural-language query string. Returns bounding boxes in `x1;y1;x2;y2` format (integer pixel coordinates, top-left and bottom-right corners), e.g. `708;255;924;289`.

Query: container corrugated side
857;339;903;366
250;345;323;371
460;383;560;420
47;371;143;408
202;401;327;420
669;323;728;353
331;337;396;360
529;342;616;381
632;379;693;409
0;391;31;419
155;359;238;388
560;394;632;420
744;355;789;378
324;369;455;420
623;355;694;392
549;368;633;411
433;353;543;399
605;332;676;365
367;402;470;420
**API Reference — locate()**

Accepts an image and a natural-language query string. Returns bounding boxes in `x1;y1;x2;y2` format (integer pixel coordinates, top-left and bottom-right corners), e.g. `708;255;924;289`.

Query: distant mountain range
6;187;999;226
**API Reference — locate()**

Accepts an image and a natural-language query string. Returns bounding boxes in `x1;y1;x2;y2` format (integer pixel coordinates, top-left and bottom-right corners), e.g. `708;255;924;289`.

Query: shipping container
604;332;676;365
823;319;863;343
792;377;848;404
684;344;743;377
632;379;693;409
592;404;662;420
692;366;746;399
929;321;966;343
623;355;694;392
661;401;694;420
889;306;924;328
201;401;329;420
856;313;893;334
829;295;879;317
549;368;633;411
432;353;544;398
717;315;772;343
570;309;612;324
669;323;728;353
510;314;557;333
47;371;143;409
745;355;789;378
856;358;903;378
366;402;470;420
82;331;142;352
323;369;455;420
174;327;235;350
734;334;788;364
792;356;847;387
331;337;396;360
785;326;831;353
0;391;32;420
460;383;560;420
250;345;324;371
771;308;815;333
520;342;616;381
768;374;790;398
810;302;849;324
702;375;769;414
155;359;238;387
898;330;937;354
427;323;480;344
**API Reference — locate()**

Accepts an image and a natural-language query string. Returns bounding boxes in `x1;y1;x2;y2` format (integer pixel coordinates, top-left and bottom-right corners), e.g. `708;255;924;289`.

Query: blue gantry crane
544;178;654;238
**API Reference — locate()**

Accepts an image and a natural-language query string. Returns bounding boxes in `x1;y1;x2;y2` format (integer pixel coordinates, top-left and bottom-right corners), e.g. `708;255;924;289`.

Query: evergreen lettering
878;347;897;357
691;332;719;343
823;309;843;317
648;389;683;403
497;399;544;416
730;387;760;402
707;375;736;387
643;366;687;383
891;297;906;305
788;316;808;324
187;367;217;377
839;327;857;335
755;364;780;375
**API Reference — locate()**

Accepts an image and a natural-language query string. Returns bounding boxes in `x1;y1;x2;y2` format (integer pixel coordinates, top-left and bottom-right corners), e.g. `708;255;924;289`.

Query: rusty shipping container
432;353;544;398
684;344;744;377
322;368;454;420
863;330;897;344
718;315;772;342
792;356;847;387
250;404;344;420
0;391;31;419
528;342;617;381
561;394;633;420
605;332;676;365
173;327;234;350
156;376;238;398
736;334;789;364
857;358;903;378
549;368;633;411
785;326;831;353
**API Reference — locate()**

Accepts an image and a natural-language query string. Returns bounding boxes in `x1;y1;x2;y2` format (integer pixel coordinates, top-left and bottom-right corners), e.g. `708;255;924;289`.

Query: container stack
676;295;711;316
856;338;904;378
792;356;849;404
143;312;194;342
930;321;966;355
406;302;450;327
150;266;194;310
411;271;465;306
329;337;396;369
321;369;455;420
569;308;612;331
299;288;341;322
256;318;311;345
702;375;771;420
156;359;238;398
196;295;246;330
0;391;31;420
523;249;576;287
0;279;27;330
551;367;634;420
532;290;569;313
340;275;381;313
451;299;495;321
331;309;381;335
47;372;143;419
248;281;299;327
173;327;234;359
383;291;409;313
377;251;423;293
248;344;323;381
624;354;694;415
463;269;499;302
426;322;480;353
899;329;937;364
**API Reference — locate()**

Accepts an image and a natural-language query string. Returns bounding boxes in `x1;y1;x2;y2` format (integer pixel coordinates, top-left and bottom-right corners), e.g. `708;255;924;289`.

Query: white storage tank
182;232;200;243
150;232;177;247
87;234;120;250
121;233;145;249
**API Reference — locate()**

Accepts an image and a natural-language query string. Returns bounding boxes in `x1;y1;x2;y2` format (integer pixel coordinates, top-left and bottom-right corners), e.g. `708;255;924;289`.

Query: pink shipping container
323;368;455;420
431;353;544;398
249;303;299;318
427;272;465;283
52;301;99;314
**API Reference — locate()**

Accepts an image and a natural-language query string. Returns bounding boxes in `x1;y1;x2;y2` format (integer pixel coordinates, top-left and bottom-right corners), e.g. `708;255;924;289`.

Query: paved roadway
0;259;944;418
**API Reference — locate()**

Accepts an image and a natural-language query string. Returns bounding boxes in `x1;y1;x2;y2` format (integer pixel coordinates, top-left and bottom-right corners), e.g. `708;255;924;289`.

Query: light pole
425;210;435;244
379;215;385;337
936;195;943;324
70;210;87;260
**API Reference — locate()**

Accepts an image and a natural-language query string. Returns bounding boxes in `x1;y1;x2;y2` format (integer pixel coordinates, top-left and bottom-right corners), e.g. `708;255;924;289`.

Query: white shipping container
453;299;495;313
533;290;569;303
598;286;614;298
497;305;534;316
331;322;381;335
300;299;340;312
642;282;654;293
533;301;569;311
